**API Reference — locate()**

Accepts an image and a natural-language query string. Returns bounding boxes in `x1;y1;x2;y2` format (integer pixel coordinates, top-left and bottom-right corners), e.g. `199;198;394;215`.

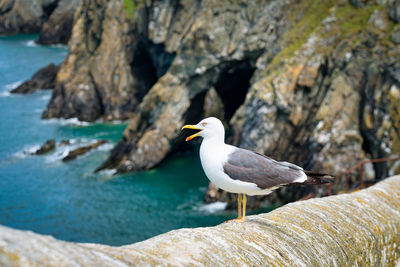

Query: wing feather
223;148;305;189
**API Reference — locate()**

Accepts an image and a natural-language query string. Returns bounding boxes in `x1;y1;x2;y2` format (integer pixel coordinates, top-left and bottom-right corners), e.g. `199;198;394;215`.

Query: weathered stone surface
40;0;400;206
11;63;59;94
1;175;400;266
97;0;293;172
43;0;158;122
392;29;400;44
62;140;107;161
0;0;58;34
227;1;400;206
388;0;400;23
34;139;56;154
36;0;81;45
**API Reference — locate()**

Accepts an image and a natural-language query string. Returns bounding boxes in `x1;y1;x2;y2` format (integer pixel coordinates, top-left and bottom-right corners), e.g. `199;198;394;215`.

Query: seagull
182;117;334;222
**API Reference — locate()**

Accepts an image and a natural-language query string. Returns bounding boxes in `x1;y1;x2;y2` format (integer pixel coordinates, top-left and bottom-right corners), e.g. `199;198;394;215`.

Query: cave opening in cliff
42;1;59;20
214;61;256;121
130;40;176;101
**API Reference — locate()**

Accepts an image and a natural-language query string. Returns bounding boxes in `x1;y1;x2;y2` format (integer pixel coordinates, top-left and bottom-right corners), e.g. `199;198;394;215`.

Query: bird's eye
202;122;207;127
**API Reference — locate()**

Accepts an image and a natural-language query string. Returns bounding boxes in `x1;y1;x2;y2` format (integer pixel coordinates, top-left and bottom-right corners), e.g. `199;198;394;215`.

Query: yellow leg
225;194;246;223
237;194;242;219
242;194;247;222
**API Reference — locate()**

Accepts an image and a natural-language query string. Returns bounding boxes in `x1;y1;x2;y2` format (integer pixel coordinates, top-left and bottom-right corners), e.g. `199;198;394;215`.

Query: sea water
0;35;237;245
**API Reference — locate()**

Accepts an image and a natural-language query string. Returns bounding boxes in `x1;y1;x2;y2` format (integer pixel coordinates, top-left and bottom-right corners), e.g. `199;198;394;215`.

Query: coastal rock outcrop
43;0;151;122
96;0;293;172
229;1;400;204
62;140;107;161
1;175;399;266
11;63;59;94
36;0;81;45
41;0;400;205
0;0;57;33
34;139;56;155
0;0;80;45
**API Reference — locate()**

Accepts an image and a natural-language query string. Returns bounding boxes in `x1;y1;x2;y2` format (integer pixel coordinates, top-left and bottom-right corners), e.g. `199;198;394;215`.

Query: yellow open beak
181;125;202;142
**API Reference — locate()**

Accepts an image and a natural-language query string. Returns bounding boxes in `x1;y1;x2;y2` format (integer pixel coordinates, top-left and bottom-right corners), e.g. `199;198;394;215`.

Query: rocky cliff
0;0;57;33
41;0;400;204
43;0;152;121
36;0;81;45
0;0;80;45
1;175;400;266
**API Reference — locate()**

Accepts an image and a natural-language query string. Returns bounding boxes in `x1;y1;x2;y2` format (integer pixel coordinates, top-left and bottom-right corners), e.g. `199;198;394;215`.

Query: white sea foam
25;40;38;47
42;117;90;126
13;144;41;159
49;43;67;49
197;201;228;213
44;146;70;163
94;169;117;180
96;142;114;151
90;118;129;125
44;138;92;163
3;80;22;90
44;138;111;163
0;91;11;97
40;94;51;101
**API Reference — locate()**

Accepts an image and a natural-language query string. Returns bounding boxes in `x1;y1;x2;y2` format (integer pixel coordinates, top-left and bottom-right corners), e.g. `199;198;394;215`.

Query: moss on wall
123;0;137;21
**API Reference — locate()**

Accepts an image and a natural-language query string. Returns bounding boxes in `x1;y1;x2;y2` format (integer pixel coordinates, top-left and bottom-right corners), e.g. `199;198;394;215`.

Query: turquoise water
0;34;238;245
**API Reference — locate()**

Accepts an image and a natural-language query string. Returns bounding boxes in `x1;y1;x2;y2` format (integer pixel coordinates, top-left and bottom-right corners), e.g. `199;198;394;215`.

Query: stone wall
1;175;400;266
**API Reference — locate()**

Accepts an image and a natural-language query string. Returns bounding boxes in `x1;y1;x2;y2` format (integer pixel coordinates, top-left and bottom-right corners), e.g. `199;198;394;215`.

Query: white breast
199;141;275;196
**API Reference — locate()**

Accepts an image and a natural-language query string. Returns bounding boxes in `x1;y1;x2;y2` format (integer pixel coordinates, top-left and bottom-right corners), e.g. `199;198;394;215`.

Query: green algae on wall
1;175;400;266
123;0;137;20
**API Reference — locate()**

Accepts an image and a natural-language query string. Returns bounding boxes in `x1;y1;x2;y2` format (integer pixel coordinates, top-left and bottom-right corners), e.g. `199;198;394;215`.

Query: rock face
36;0;81;45
0;0;80;45
229;1;400;204
96;0;293;172
11;63;59;94
0;0;57;33
43;0;154;122
1;175;400;266
41;0;400;204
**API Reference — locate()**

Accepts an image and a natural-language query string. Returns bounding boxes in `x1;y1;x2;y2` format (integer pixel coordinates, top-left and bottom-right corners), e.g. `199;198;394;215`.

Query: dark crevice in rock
172;90;208;153
42;1;59;21
143;40;176;78
89;73;105;117
128;38;176;104
129;41;159;102
0;1;13;15
214;61;256;121
358;67;391;180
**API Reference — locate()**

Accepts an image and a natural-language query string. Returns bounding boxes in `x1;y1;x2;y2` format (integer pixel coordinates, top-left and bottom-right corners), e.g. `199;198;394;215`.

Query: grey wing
223;148;305;189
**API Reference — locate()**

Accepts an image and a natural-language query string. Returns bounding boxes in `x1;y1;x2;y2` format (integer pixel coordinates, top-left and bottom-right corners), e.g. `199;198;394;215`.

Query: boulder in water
34;139;56;155
11;64;59;94
62;140;107;161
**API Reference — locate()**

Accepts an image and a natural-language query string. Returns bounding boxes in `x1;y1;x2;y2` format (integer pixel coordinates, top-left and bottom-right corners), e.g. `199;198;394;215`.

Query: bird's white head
182;117;225;142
